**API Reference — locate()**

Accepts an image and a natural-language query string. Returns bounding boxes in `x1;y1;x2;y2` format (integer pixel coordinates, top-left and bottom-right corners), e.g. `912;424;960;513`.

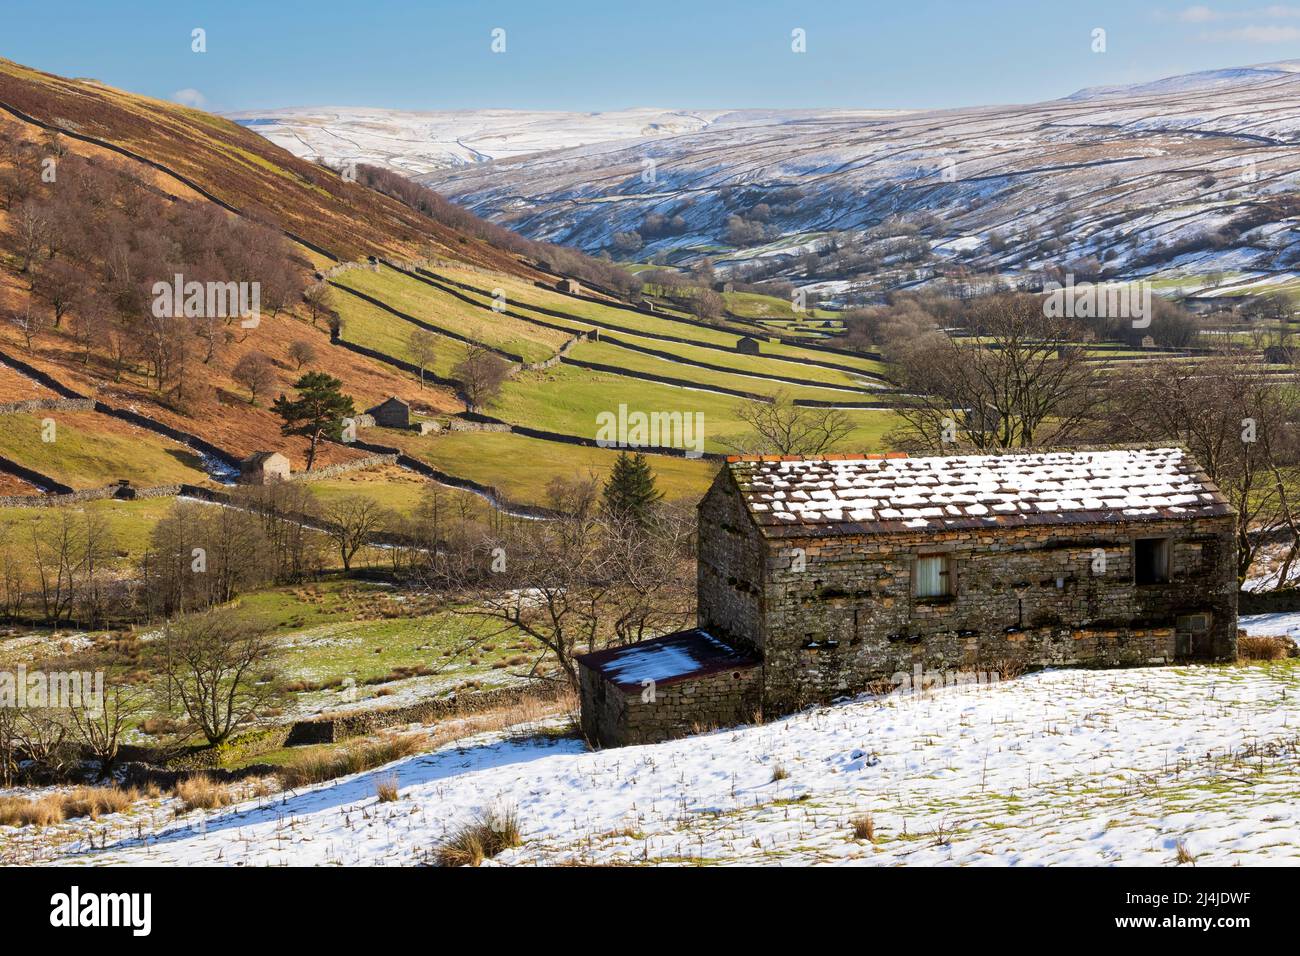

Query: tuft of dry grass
375;774;400;803
175;774;236;811
278;734;422;790
435;805;522;867
1175;839;1197;865
850;812;877;843
770;763;789;783
1238;635;1294;661
0;785;141;828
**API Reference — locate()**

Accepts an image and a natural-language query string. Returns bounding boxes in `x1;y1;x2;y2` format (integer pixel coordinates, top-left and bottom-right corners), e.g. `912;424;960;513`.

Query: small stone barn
578;447;1237;746
239;451;290;484
366;396;411;429
735;335;761;355
557;278;582;295
577;630;761;748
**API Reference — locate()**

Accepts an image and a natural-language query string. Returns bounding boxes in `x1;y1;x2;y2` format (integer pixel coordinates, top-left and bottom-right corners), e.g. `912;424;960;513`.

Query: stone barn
239;451;290;485
578;630;761;748
557;278;582;295
366;396;411;429
578;447;1237;746
736;336;761;355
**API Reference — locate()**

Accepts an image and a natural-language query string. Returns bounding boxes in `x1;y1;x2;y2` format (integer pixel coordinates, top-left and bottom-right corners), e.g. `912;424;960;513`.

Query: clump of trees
0;127;305;405
885;293;1102;451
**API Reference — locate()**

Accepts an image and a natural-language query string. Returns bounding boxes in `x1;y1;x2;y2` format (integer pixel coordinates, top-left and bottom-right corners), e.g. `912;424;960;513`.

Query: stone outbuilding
365;396;411;429
239;451;290;485
735;335;761;355
577;630;761;748
557;278;582;295
579;447;1237;746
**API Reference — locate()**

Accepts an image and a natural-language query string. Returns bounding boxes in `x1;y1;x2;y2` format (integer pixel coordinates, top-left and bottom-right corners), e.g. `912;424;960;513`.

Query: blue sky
5;1;1300;112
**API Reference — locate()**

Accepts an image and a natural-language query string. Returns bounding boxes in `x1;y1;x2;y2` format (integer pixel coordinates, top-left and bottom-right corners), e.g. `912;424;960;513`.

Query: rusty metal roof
576;629;759;691
727;447;1231;538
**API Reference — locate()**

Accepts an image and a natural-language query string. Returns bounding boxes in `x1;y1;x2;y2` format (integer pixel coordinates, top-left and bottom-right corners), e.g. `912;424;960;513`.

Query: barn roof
726;447;1231;538
576;629;759;691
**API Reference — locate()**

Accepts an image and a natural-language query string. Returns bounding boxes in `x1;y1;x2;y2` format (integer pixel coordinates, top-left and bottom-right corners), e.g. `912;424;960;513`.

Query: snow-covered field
24;662;1299;867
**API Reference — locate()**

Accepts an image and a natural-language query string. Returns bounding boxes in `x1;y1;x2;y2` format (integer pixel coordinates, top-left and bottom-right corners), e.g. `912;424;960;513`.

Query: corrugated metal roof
576;629;759;691
727;447;1231;538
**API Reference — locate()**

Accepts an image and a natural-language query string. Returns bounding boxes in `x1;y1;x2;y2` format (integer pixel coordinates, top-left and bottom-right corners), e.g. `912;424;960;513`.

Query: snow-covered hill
29;662;1300;866
226;107;745;175
234;62;1300;297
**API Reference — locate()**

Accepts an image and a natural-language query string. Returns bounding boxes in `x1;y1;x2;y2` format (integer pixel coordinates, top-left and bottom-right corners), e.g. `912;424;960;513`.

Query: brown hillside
0;57;541;274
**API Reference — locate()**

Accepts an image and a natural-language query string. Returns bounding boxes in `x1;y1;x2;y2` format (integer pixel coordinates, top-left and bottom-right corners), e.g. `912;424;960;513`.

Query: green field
0;411;211;490
303;467;492;517
377;428;717;505
334;266;569;363
486;364;897;455
0;496;177;563
567;339;878;403
334;290;471;378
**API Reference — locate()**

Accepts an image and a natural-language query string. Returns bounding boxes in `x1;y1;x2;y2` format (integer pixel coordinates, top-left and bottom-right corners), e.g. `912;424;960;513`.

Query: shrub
375;774;400;803
175;774;235;811
1238;635;1294;661
850;812;877;843
435;805;522;867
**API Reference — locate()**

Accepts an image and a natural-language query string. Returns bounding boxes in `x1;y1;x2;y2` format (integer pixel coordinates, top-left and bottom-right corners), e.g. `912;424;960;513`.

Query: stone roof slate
727;448;1231;538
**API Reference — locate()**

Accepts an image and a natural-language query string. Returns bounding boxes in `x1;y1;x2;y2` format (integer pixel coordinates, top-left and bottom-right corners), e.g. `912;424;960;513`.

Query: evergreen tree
271;372;355;471
601;452;663;529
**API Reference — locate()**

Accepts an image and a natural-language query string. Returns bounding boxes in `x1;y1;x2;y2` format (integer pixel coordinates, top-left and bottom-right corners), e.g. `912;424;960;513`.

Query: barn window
1133;537;1170;584
914;555;951;598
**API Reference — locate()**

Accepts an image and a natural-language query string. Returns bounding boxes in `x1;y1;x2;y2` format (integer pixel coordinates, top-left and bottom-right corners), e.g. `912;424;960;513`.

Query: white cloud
1203;23;1300;40
1179;4;1221;22
171;88;207;109
1175;3;1300;20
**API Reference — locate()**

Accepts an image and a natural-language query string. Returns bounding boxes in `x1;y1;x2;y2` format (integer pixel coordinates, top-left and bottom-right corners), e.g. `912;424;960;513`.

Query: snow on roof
728;448;1230;537
576;629;759;691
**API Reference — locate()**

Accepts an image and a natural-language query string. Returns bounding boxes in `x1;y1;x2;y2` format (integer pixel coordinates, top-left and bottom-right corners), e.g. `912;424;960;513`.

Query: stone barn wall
697;475;768;656
741;515;1236;713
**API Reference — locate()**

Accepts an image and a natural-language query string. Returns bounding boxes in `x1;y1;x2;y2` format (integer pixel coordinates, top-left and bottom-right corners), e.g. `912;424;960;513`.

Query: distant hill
235;61;1300;304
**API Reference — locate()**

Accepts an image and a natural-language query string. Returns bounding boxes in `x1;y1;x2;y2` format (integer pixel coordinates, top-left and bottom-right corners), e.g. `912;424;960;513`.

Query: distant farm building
557;278;582;295
239;451;290;485
578;448;1237;747
366;396;411;429
735;336;761;355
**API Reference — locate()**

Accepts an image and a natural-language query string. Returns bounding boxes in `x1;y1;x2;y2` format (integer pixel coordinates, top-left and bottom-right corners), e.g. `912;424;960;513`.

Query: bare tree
161;609;280;746
287;338;317;370
71;677;146;779
732;391;853;456
886;294;1101;452
1105;354;1300;583
231;351;277;404
453;343;511;411
321;494;385;571
303;282;335;329
460;509;693;689
408;328;438;388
